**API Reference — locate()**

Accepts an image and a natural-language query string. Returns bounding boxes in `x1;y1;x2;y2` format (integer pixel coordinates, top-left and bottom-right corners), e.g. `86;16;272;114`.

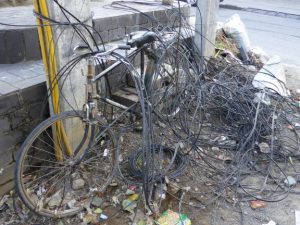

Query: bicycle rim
15;110;116;218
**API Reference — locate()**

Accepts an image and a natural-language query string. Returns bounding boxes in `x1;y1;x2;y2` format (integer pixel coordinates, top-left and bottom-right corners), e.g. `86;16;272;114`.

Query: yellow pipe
33;0;73;160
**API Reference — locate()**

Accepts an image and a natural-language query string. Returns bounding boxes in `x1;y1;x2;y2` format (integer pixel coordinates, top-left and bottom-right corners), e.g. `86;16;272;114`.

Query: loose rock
168;182;180;195
284;176;297;187
48;192;62;208
72;178;85;190
91;196;103;207
258;142;270;154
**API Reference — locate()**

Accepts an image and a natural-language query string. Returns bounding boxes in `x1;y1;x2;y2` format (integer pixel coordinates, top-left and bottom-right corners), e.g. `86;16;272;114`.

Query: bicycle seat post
86;58;96;120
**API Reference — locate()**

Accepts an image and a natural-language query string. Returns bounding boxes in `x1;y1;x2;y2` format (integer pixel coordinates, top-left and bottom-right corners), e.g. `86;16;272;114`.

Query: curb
220;4;300;20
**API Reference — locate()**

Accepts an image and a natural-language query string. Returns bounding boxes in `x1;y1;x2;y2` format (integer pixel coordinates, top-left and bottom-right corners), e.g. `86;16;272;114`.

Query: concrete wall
0;82;49;196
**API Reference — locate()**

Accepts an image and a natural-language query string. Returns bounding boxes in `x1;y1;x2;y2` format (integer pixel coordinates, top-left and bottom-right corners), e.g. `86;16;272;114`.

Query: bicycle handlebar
94;31;158;57
127;31;157;48
92;44;131;58
75;31;158;58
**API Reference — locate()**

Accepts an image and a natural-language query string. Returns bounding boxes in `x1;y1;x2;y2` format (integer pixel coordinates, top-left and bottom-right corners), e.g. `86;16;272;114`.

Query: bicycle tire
15;110;116;218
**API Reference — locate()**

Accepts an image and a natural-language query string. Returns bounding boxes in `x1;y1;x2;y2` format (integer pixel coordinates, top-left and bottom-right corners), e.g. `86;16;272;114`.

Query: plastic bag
156;210;191;225
223;14;251;51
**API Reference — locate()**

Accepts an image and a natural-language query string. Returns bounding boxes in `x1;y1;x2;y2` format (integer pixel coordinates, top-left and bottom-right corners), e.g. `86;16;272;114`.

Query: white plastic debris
223;14;251;51
249;47;270;65
252;55;289;97
103;148;109;157
223;14;251;61
99;214;108;220
217;21;224;29
262;221;276;225
37;186;46;197
254;92;271;105
295;210;300;225
284;176;297;187
89;187;98;192
67;199;76;209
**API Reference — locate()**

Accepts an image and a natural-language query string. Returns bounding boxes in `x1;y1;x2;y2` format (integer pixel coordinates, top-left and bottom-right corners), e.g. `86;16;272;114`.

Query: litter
262;220;276;225
156;210;191;225
122;199;137;214
252;55;289;96
284;176;297;187
295;210;300;225
223;14;251;61
249;200;267;209
99;213;108;220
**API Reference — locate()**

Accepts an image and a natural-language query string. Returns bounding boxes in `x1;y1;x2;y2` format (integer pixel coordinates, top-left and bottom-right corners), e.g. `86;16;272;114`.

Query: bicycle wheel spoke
32;140;58;157
24;167;65;189
16;110;116;217
24;154;65;166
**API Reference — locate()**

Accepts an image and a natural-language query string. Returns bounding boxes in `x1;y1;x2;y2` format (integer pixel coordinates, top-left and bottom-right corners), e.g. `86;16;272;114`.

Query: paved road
191;3;300;67
218;8;300;67
220;0;300;16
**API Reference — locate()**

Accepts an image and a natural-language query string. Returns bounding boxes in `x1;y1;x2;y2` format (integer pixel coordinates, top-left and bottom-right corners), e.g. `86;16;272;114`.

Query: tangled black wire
42;0;300;213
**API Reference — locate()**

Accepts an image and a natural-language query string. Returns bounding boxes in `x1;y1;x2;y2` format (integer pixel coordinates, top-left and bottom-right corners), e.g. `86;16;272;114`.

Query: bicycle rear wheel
15;110;116;218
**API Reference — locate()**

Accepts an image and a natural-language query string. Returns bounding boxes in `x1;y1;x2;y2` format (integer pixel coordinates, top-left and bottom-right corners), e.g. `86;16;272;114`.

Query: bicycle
14;30;192;217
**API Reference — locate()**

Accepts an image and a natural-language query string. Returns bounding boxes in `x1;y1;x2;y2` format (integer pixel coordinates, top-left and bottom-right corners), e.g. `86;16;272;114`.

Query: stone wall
0;28;41;64
0;82;49;196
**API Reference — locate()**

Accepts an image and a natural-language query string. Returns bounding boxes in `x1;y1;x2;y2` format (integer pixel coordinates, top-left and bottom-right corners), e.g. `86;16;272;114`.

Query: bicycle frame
90;44;158;115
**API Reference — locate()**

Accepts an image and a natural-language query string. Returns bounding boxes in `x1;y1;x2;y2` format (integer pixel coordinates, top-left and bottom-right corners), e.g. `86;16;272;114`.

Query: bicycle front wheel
15;110;116;218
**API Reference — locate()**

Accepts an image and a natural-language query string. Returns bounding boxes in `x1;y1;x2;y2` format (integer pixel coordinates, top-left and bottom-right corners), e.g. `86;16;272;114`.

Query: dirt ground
1;184;300;225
